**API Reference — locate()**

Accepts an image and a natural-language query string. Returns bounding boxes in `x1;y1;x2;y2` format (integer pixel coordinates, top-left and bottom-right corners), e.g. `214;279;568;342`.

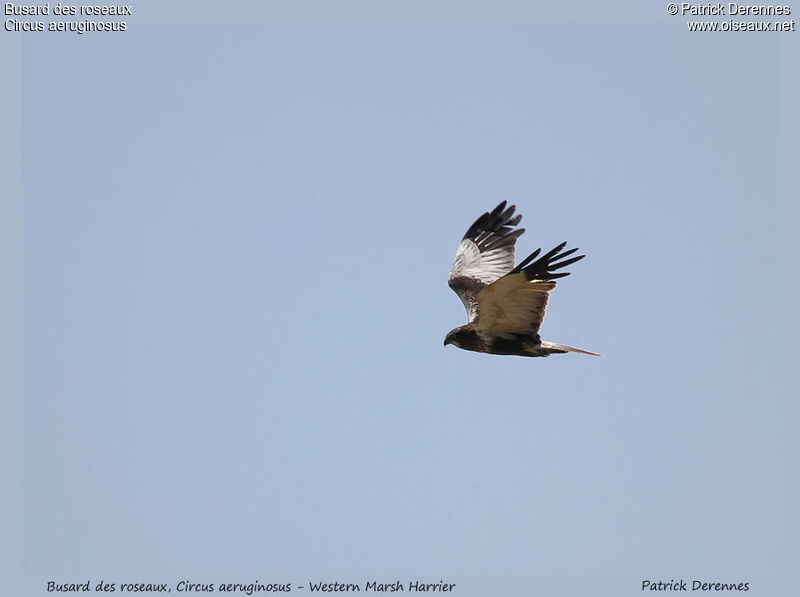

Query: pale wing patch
448;238;515;287
475;274;555;334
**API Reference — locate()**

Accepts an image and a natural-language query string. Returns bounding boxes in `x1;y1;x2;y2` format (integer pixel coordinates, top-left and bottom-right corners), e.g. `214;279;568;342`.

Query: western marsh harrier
444;202;600;358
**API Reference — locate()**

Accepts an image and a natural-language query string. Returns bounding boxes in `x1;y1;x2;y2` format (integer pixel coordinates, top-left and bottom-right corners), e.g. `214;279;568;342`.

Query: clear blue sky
3;3;798;596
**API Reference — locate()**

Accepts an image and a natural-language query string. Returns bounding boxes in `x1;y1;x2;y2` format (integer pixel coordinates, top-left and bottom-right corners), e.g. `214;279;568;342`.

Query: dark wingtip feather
514;243;587;280
461;201;524;247
511;247;541;272
550;254;585;271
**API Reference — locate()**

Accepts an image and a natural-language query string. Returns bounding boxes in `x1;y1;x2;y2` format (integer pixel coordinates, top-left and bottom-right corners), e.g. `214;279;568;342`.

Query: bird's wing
448;201;524;322
475;242;585;336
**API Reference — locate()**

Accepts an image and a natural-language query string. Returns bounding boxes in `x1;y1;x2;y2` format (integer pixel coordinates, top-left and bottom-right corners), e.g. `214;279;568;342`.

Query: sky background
3;3;799;596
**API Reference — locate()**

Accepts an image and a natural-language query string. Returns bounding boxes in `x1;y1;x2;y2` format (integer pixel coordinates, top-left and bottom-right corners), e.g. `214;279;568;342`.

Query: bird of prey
444;201;600;358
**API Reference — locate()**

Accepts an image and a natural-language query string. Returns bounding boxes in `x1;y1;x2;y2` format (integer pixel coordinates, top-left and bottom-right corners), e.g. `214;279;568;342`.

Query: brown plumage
444;201;600;358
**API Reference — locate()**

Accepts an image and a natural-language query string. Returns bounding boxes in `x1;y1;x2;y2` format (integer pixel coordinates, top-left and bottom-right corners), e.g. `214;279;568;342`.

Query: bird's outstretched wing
448;201;524;322
476;242;585;338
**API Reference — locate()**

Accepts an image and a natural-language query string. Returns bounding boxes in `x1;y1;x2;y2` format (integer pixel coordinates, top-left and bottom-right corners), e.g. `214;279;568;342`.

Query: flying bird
444;201;600;358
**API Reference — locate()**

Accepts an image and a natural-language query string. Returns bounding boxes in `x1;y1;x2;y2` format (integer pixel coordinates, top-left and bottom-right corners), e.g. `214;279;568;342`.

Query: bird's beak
443;338;450;347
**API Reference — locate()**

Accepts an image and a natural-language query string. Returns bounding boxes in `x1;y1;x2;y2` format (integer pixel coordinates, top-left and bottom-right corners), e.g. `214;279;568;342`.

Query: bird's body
444;202;599;358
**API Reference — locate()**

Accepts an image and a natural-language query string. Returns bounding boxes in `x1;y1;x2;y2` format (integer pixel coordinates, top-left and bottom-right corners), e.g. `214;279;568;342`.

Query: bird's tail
540;341;602;357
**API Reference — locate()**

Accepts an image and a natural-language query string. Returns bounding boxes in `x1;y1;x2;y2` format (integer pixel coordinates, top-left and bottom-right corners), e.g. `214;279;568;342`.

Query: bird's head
443;326;479;350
